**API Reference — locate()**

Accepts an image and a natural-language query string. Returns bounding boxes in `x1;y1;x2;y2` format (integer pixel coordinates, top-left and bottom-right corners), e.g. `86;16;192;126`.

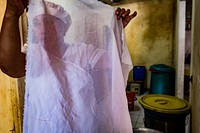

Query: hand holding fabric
5;0;28;17
115;7;137;28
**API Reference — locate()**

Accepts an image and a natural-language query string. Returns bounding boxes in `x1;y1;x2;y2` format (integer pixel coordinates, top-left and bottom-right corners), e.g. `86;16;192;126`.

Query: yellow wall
116;0;175;87
0;0;6;32
0;71;21;133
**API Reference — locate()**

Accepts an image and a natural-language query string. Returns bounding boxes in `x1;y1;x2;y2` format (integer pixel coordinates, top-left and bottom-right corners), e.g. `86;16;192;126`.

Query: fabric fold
24;0;133;132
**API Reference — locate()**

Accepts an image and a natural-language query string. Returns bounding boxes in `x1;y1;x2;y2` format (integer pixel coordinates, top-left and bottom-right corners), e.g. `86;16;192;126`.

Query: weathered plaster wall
0;71;21;133
191;0;200;132
114;0;175;88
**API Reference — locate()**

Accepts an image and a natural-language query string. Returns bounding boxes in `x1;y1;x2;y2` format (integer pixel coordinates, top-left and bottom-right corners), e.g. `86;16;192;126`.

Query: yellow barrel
139;94;191;133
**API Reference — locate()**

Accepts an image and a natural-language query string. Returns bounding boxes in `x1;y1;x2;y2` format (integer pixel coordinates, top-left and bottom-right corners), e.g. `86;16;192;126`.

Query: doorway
184;0;192;101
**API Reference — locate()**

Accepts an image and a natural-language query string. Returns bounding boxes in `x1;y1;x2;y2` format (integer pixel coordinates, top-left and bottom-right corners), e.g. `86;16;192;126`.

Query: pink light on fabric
24;0;133;132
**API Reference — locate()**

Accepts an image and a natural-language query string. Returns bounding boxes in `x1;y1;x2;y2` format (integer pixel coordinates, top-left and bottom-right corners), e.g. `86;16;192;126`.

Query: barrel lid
150;64;174;72
139;94;191;114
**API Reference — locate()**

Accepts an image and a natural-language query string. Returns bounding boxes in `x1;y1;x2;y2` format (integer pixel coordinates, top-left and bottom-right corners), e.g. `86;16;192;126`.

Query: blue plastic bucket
133;66;146;81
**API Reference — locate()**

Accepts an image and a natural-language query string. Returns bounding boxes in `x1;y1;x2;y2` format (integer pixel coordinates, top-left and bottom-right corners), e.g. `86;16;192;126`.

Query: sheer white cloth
24;0;133;132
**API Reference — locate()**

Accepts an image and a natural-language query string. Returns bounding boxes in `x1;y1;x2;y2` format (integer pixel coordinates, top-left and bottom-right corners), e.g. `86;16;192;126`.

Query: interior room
1;0;200;132
101;0;196;132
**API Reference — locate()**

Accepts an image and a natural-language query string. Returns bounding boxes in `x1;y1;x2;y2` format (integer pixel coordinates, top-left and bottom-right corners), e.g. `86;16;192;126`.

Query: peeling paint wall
114;0;175;88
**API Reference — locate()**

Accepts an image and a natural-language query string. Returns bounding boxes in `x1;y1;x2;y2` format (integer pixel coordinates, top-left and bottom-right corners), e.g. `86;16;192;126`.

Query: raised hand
115;7;137;28
5;0;28;17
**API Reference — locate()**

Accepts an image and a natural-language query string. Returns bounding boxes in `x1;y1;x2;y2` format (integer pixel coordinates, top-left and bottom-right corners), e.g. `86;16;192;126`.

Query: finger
118;8;125;19
122;9;130;17
115;7;121;15
129;11;137;20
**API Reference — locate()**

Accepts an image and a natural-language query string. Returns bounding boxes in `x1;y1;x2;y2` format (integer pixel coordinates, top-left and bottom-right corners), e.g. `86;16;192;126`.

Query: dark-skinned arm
0;0;28;78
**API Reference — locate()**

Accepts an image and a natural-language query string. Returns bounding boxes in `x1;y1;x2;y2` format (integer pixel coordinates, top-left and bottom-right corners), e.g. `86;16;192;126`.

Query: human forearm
0;15;25;78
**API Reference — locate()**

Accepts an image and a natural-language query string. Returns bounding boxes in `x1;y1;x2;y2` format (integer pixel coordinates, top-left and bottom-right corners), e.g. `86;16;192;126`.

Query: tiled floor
129;94;145;128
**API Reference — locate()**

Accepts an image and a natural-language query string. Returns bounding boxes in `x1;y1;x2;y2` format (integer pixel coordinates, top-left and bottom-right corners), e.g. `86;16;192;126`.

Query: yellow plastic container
139;94;191;133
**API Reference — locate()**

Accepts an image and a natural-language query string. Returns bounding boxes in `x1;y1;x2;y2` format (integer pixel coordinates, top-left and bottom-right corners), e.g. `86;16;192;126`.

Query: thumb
130;11;137;20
